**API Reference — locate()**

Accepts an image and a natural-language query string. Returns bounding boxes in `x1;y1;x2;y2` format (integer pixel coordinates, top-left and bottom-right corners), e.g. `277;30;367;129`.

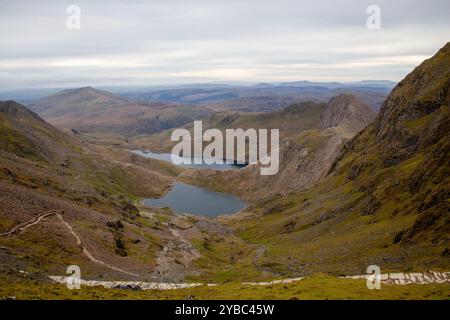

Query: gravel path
1;210;139;277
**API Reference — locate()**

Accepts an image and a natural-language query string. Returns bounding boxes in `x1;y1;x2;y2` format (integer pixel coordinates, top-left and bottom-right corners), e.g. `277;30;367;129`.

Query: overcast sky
0;0;449;90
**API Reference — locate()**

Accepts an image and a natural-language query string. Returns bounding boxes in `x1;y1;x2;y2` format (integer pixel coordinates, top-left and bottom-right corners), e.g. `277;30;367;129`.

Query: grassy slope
0;101;186;281
226;43;450;277
131;101;326;151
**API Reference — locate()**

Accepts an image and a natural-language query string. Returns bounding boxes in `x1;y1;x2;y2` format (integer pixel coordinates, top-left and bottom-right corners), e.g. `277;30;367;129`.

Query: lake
132;150;246;170
143;182;247;216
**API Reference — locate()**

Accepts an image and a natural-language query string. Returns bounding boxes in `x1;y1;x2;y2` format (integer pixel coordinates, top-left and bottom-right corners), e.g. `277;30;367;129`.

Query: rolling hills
120;80;393;112
30;87;212;137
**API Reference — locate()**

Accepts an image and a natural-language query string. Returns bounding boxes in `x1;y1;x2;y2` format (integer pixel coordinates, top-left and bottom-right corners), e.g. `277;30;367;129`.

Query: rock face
319;94;376;136
337;42;450;242
374;43;450;161
180;95;375;201
0;100;76;162
0;100;43;121
234;42;450;275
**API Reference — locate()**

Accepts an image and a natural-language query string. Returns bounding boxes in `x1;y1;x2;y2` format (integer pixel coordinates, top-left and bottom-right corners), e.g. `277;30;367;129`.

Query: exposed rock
319;94;376;134
360;195;381;216
393;230;405;244
106;220;124;230
281;219;297;233
121;201;140;219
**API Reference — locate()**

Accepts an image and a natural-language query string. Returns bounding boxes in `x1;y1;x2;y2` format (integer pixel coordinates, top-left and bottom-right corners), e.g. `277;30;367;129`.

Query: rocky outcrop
231;43;450;276
319;94;376;136
373;42;450;159
180;95;376;202
0;100;43;121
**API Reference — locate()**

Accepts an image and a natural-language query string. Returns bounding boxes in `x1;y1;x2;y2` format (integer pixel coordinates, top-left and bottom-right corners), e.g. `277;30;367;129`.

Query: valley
0;43;449;300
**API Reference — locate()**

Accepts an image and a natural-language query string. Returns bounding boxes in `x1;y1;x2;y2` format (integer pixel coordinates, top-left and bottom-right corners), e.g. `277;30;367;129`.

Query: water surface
143;182;246;216
132;150;246;170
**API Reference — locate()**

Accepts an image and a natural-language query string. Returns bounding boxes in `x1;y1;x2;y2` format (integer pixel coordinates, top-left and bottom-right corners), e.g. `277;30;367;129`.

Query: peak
62;86;100;94
328;94;373;113
440;41;450;52
0;100;41;120
77;86;96;92
329;94;359;103
375;41;450;144
319;94;375;133
45;86;127;103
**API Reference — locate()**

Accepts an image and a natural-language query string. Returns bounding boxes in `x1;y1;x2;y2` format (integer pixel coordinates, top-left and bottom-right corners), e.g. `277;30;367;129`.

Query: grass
1;273;448;300
188;235;262;283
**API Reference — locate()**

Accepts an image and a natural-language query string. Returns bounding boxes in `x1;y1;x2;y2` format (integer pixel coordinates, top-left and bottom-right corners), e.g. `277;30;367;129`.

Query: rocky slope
319;94;376;136
0;100;262;284
230;42;450;276
0;100;74;163
176;94;375;201
0;101;180;280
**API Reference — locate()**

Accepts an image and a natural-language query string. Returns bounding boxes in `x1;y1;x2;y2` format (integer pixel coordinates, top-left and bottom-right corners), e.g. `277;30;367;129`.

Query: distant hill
120;80;394;112
32;87;129;116
30;87;212;137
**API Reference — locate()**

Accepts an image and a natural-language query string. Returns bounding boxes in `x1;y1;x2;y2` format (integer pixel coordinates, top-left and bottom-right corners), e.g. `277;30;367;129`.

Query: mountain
0;100;75;162
31;87;128;116
0;101;260;287
30;87;212;137
141;94;375;201
0;100;192;281
1;43;448;299
120;81;393;112
319;94;376;136
229;42;450;275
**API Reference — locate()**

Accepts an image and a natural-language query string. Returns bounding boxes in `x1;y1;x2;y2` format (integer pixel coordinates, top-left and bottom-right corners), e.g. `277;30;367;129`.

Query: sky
0;0;449;90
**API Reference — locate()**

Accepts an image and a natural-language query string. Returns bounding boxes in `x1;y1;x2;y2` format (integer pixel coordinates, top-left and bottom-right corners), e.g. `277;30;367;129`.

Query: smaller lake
143;182;247;216
132;150;246;170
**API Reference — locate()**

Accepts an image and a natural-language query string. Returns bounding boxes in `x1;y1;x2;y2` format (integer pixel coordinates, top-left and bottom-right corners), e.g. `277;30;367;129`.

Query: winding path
4;210;449;291
1;210;138;277
0;210;59;236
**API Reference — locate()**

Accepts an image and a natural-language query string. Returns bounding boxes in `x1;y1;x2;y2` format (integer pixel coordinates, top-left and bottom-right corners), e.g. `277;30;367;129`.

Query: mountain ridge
228;42;450;275
172;94;375;201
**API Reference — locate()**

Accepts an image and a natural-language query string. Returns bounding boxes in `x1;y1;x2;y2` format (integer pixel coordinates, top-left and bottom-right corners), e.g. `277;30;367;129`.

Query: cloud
0;0;449;89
